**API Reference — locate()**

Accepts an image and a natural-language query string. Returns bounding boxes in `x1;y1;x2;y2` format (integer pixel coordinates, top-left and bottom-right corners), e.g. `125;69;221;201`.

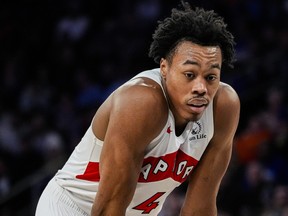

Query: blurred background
0;0;288;215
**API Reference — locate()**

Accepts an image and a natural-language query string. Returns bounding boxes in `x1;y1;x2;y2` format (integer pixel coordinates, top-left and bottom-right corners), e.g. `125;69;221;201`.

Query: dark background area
0;0;288;215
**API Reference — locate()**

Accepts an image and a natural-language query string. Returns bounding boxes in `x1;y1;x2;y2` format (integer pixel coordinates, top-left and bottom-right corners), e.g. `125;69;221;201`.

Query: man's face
160;41;222;125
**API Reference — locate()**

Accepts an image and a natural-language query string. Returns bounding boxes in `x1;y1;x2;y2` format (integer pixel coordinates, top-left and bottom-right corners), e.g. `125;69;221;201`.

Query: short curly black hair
148;1;236;68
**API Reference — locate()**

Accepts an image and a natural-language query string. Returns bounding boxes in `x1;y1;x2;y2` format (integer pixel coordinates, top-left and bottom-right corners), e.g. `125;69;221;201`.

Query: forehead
173;41;222;62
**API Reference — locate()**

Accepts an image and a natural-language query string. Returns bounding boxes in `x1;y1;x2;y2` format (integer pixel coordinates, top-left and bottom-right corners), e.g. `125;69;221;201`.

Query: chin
188;113;203;122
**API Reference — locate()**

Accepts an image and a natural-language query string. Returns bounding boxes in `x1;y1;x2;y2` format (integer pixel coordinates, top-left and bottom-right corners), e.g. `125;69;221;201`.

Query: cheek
209;85;220;97
167;77;183;92
167;81;189;104
167;74;186;90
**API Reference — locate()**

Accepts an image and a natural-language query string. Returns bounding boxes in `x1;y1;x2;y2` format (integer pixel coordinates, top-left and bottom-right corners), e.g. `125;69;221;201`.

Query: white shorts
35;178;89;216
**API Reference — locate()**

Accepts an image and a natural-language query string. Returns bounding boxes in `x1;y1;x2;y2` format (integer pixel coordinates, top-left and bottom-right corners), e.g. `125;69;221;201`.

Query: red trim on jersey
76;162;100;181
75;149;198;183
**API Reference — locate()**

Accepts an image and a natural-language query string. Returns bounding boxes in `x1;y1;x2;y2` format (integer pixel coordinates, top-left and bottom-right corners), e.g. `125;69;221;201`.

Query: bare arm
180;83;240;216
91;81;167;215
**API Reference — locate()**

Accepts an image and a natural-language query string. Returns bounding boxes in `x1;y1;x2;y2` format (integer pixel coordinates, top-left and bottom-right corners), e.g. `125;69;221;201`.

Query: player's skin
90;41;240;215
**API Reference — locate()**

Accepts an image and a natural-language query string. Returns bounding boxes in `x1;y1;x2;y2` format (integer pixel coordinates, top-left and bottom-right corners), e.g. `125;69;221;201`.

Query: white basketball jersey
55;68;214;215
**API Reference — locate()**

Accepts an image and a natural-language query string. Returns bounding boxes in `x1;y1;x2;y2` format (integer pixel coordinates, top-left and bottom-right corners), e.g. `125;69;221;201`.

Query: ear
160;58;168;79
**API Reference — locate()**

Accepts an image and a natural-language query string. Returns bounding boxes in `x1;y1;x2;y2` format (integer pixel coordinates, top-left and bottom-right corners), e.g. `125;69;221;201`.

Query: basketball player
36;1;240;215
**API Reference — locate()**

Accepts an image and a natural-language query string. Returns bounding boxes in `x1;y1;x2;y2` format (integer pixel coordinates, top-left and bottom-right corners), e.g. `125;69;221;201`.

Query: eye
184;72;195;79
206;74;218;81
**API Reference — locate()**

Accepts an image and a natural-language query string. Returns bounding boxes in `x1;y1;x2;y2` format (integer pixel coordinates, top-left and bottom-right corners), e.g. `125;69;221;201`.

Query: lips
189;104;207;107
187;98;209;114
187;104;207;114
187;98;208;106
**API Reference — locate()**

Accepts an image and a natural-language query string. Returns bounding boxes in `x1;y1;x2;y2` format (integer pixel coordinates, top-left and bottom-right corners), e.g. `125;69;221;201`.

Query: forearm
91;183;134;215
90;160;141;216
91;177;136;216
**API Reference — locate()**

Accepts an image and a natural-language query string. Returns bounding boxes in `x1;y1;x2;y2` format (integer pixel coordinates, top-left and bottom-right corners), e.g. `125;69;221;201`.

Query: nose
192;78;207;95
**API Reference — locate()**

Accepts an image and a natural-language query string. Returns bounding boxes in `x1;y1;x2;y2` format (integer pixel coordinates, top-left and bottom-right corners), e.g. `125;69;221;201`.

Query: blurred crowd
0;0;288;215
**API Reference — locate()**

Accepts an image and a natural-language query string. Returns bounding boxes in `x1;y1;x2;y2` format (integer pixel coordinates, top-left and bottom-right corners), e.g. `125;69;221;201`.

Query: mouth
187;98;209;114
189;104;207;108
187;104;207;114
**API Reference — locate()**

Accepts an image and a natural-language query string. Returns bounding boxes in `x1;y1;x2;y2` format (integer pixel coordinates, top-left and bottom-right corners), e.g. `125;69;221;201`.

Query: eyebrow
183;60;198;66
183;60;221;70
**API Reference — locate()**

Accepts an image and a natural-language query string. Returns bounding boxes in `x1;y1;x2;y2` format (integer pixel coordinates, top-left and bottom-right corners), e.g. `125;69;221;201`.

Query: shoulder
215;82;240;105
214;82;240;110
112;77;167;114
93;76;168;141
211;82;240;146
109;76;169;137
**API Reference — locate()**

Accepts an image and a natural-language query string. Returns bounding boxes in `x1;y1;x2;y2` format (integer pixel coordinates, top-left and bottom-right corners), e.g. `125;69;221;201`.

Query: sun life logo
189;121;206;140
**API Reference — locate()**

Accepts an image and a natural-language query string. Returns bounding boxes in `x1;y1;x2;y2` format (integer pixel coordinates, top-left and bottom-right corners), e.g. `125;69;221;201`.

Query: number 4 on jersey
133;192;165;214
